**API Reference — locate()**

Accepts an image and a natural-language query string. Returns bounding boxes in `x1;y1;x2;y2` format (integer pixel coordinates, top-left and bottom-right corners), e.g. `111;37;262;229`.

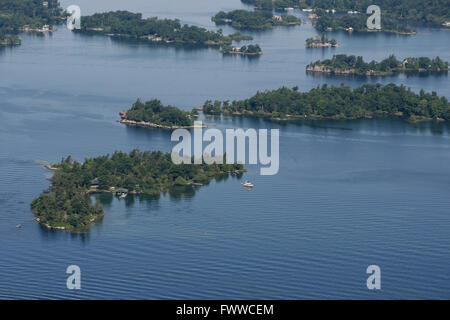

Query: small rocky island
119;99;204;129
220;44;263;56
306;33;339;48
307;55;449;76
32;150;245;231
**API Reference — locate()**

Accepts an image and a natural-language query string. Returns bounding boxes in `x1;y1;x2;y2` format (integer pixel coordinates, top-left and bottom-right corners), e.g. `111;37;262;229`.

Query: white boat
242;180;254;188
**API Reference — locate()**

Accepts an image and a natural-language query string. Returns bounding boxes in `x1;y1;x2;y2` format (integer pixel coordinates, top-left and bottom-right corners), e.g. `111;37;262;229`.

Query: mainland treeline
241;0;450;25
307;55;449;75
203;84;450;122
314;10;415;34
31;150;245;230
212;9;302;30
0;0;64;45
121;99;196;128
79;11;254;46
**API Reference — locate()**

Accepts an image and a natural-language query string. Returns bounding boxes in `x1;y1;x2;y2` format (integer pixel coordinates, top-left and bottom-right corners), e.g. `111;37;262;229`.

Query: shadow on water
207;113;450;136
221;53;261;62
109;36;219;52
73;31;224;53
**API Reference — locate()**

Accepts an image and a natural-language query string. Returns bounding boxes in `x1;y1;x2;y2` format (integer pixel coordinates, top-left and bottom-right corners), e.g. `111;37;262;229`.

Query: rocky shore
119;111;207;129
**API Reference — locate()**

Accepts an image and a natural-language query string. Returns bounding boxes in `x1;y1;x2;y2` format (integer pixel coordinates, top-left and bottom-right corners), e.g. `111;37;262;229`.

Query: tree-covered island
212;9;303;30
305;33;339;47
307;55;450;76
221;44;263;55
202;84;450;122
78;11;255;46
0;0;65;46
32;150;246;231
119;99;203;129
241;0;449;26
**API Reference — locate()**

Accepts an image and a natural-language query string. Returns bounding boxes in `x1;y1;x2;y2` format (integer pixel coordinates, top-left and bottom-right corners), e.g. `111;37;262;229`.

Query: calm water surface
0;0;449;299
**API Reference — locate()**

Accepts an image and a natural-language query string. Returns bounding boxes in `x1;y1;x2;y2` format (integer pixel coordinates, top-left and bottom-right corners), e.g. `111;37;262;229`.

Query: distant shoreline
306;65;449;76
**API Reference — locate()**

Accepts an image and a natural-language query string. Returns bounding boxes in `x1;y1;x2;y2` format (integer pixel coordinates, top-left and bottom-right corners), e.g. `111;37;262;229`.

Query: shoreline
205;110;447;123
79;30;232;46
34;214;103;231
119;119;207;130
119;111;206;129
306;65;449;76
221;51;263;56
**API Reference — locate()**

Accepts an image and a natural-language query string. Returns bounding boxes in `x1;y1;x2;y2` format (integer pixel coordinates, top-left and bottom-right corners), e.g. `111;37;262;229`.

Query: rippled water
0;0;449;299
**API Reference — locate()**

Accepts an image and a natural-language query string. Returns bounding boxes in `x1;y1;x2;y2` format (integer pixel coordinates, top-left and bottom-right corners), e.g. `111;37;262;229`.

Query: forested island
78;11;255;46
212;9;303;30
31;150;245;231
307;55;449;76
119;99;201;129
0;0;65;46
305;33;338;47
241;0;449;26
221;44;263;55
202;84;450;122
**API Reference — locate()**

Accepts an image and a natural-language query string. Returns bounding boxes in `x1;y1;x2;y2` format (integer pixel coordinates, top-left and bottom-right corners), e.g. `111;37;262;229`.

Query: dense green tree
241;0;449;25
204;83;450;121
78;11;250;46
0;0;65;45
32;150;245;231
212;9;302;30
307;54;449;75
123;99;196;127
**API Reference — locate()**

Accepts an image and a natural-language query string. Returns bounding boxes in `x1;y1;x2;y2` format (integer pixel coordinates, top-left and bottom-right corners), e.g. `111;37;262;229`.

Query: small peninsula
202;84;450;122
119;99;202;129
78;11;253;46
307;55;449;76
32;150;245;231
212;9;303;30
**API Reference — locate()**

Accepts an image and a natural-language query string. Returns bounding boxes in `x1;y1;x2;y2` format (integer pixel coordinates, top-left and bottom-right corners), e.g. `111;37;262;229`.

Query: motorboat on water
241;180;254;188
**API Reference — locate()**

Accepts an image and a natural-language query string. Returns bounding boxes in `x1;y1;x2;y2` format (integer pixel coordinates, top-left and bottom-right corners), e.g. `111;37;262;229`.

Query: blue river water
0;0;449;299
